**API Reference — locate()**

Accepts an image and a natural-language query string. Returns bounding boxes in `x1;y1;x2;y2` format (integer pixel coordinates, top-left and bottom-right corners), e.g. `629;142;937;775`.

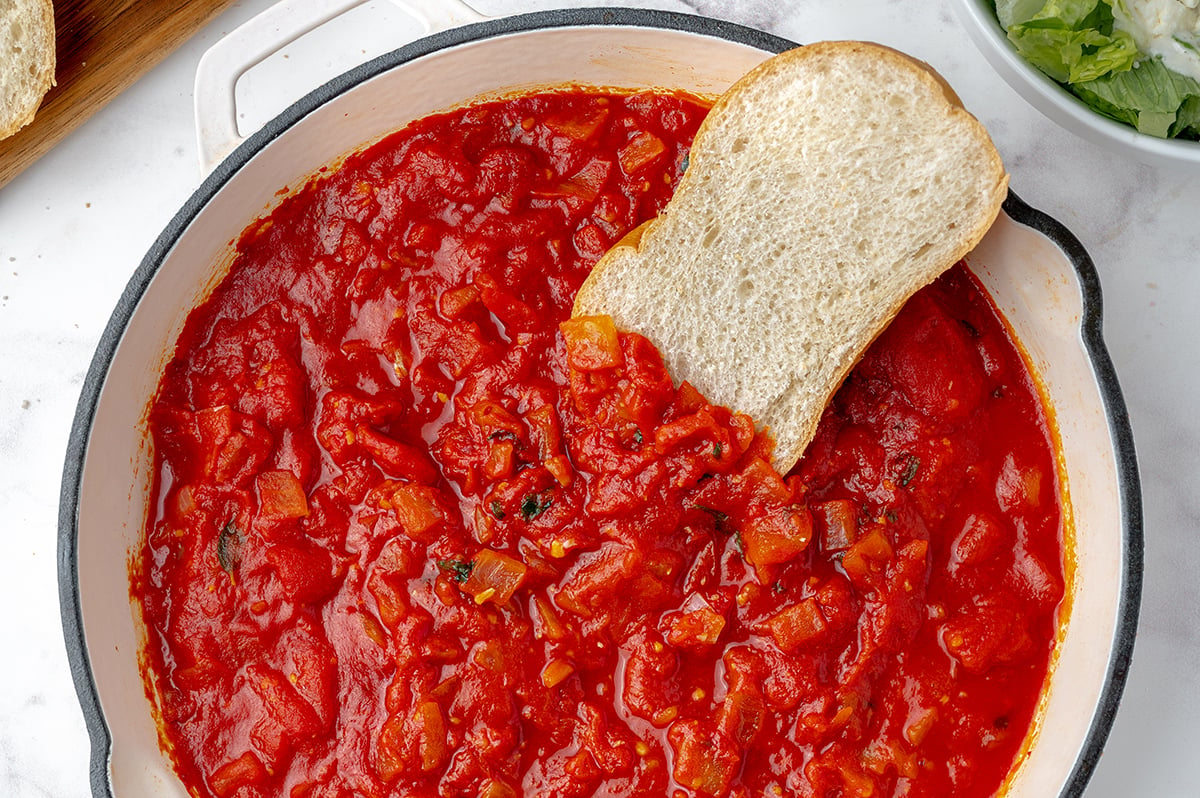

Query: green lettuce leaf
1008;25;1139;82
1073;56;1200;136
996;0;1053;29
1002;0;1138;83
993;0;1200;139
1174;95;1200;138
998;0;1113;32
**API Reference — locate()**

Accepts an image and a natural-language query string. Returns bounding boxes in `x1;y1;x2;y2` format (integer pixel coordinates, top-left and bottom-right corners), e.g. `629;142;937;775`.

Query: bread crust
574;41;1008;474
0;0;57;140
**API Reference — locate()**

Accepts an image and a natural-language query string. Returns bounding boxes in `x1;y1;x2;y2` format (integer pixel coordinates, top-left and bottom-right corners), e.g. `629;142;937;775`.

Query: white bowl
58;6;1142;797
954;0;1200;168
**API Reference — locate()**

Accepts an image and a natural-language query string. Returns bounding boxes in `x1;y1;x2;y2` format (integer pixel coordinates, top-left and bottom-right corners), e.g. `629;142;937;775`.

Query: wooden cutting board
0;0;240;190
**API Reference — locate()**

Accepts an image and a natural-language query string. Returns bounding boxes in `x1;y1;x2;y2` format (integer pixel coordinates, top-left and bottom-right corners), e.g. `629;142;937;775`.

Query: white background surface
1;0;1195;795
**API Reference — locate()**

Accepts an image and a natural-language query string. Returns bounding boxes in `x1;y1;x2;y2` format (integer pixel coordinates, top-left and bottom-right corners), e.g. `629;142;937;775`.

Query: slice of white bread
0;0;55;140
573;41;1007;474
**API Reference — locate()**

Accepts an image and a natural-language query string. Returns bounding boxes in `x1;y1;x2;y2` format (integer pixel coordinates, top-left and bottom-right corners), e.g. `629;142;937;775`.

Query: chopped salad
993;0;1200;139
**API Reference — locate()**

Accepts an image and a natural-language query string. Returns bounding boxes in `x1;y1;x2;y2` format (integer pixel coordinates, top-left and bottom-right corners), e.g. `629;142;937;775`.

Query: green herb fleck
633;428;644;446
692;504;729;524
899;454;920;487
520;492;553;522
713;442;723;459
489;500;506;519
437;558;474;583
216;519;243;577
886;510;899;524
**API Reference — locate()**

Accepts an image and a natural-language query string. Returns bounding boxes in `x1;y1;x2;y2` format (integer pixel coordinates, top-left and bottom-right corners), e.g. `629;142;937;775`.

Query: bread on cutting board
1;0;56;140
573;41;1008;474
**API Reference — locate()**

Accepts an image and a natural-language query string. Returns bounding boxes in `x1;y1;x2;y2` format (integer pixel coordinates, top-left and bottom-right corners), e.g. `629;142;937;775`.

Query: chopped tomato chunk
266;542;339;605
209;752;266;798
668;719;740;797
256;470;308;520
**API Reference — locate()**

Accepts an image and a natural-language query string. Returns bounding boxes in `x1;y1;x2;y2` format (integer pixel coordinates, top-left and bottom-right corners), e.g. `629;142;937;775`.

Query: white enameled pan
58;3;1141;796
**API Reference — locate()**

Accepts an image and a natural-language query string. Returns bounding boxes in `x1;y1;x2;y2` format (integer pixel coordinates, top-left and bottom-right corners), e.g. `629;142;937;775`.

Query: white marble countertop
1;0;1195;795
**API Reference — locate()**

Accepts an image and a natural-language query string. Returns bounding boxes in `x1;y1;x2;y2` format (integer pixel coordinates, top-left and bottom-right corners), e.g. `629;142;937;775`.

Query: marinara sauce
136;89;1065;798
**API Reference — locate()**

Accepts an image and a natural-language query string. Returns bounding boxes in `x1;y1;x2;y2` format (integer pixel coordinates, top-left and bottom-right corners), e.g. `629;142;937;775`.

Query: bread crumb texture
1;0;56;139
574;42;1007;473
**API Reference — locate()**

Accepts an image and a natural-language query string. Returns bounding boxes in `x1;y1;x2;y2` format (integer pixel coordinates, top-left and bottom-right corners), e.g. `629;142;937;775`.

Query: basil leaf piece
437;558;474;583
519;492;553;522
217;520;243;577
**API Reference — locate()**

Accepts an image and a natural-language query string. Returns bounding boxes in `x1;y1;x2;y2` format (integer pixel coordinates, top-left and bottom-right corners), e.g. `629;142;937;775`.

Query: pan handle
194;0;489;174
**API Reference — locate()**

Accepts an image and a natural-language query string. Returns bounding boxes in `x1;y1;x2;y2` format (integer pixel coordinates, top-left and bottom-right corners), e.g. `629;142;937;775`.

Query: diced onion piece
729;412;756;451
663;605;726;649
762;597;828;651
544;454;573;486
561;315;623;371
740;509;811;568
479;778;519;798
525;404;563;460
391;484;446;541
532;596;568;641
483;439;516;480
415;701;448;772
718;689;767;748
544;105;609;140
540;657;576;688
360;612;388;648
534;157;612;202
619;131;667;174
903;705;939;747
813;498;858;553
840;525;894;583
173;484;198;516
462;549;528;605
